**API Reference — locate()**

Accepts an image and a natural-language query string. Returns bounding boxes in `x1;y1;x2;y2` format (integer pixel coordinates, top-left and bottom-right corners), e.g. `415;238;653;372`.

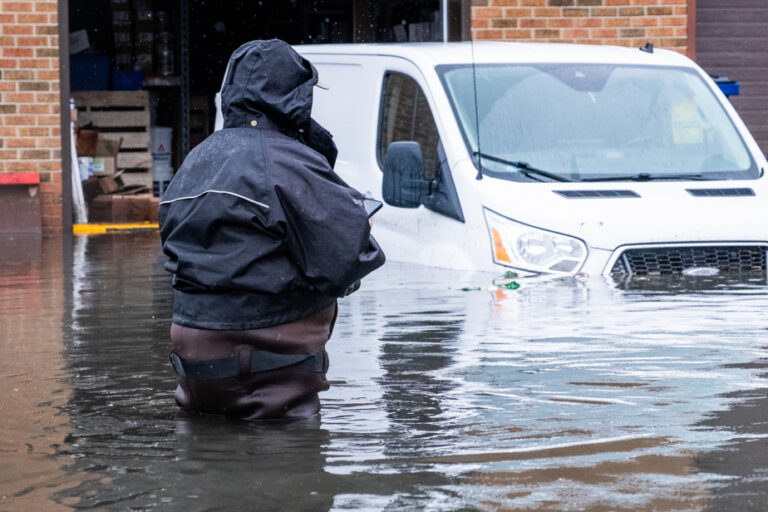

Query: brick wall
0;1;62;236
472;0;690;55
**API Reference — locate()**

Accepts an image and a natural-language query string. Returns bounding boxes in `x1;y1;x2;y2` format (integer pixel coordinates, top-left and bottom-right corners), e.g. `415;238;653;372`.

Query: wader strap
169;349;327;380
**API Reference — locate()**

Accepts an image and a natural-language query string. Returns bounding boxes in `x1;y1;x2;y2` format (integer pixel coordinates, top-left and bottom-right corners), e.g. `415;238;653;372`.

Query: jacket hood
221;39;318;130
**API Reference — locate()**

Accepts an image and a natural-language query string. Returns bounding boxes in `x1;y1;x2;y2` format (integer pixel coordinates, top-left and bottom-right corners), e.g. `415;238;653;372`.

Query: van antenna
471;39;483;180
640;41;654;53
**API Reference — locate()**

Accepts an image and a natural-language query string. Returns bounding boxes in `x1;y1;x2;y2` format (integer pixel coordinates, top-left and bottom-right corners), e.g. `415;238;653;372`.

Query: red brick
659;16;686;26
591;7;617;16
535;28;562;38
19;105;50;115
563;8;589;16
4;69;33;80
3;23;33;35
0;59;17;68
21;149;51;159
18;126;48;136
2;47;33;57
41;203;62;216
547;18;575;27
19;81;49;91
533;7;560;16
1;3;34;13
475;29;505;39
575;18;603;27
503;28;534;38
647;27;675;37
39;161;61;172
0;149;19;159
4;115;36;126
34;25;57;35
16;36;48;46
520;18;546;28
503;7;533;16
35;3;58;12
474;7;504;17
7;161;36;172
37;115;59;126
35;92;58;103
562;28;590;38
37;138;60;148
17;58;52;69
35;70;58;80
4;92;34;103
593;28;618;38
5;138;36;148
604;18;631;27
36;48;57;58
16;13;47;23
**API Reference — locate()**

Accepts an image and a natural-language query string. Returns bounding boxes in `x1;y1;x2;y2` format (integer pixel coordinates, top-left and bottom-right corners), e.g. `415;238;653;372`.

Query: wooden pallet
72;91;152;188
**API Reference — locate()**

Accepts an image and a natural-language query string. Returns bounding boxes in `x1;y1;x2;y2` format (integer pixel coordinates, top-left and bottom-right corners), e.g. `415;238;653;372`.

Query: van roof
295;41;694;68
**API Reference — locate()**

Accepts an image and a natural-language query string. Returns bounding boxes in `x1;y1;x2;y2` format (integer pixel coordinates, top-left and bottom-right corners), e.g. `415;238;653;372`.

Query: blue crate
112;70;143;91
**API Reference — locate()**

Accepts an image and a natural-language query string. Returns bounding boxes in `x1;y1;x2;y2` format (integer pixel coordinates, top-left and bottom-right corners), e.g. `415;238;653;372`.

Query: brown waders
169;303;337;421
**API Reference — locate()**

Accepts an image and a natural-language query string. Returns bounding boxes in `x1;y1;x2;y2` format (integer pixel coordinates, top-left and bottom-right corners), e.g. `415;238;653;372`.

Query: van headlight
483;208;587;274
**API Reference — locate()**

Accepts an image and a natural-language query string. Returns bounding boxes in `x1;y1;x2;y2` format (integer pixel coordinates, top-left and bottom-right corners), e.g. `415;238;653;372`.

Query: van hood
481;181;768;250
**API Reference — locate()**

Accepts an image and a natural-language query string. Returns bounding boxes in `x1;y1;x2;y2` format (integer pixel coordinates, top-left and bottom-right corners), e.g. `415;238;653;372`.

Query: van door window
378;71;440;179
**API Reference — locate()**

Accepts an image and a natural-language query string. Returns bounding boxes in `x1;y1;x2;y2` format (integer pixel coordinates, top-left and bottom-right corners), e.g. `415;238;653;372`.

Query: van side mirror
382;141;429;208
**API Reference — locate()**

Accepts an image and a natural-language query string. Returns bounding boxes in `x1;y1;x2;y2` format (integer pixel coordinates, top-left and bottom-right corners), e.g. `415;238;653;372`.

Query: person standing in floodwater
158;39;385;420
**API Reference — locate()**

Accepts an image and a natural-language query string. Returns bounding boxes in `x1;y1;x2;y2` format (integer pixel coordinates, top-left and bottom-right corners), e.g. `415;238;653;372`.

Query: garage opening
64;0;468;224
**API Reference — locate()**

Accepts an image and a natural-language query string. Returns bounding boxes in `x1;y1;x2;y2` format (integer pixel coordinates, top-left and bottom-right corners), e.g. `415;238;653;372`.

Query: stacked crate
110;0;155;75
111;0;133;71
72;91;153;188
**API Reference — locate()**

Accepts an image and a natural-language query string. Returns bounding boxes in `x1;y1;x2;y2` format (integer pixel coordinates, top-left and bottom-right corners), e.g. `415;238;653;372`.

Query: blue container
70;54;110;91
112;70;143;91
712;76;740;98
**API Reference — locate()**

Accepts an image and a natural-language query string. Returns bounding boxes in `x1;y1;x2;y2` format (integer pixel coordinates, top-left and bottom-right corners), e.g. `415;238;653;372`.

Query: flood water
2;233;768;510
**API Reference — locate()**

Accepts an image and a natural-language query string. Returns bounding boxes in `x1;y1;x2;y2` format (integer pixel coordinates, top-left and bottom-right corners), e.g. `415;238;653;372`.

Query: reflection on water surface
1;233;768;510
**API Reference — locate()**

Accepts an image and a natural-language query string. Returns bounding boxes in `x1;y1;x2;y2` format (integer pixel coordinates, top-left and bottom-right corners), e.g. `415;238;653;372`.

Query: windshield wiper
473;152;572;182
580;173;706;182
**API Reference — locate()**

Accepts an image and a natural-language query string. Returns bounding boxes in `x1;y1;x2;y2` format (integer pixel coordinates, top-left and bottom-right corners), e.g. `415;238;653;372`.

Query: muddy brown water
2;233;768;511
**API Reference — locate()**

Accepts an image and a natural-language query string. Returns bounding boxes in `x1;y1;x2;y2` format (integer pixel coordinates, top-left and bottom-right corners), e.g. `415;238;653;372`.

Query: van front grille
610;246;767;277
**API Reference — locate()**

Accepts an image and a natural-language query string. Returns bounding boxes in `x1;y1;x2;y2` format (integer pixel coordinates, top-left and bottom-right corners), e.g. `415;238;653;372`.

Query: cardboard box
88;193;155;223
76;129;98;157
81;174;123;202
92;136;122;175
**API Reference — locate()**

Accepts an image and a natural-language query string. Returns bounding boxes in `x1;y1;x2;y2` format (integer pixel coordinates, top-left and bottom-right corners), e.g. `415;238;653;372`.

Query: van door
374;60;467;267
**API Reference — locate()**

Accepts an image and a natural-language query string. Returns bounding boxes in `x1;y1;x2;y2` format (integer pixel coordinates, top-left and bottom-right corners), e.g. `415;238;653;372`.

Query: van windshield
437;63;758;182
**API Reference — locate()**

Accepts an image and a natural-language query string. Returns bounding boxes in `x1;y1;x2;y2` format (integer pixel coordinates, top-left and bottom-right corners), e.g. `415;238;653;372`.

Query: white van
220;42;768;278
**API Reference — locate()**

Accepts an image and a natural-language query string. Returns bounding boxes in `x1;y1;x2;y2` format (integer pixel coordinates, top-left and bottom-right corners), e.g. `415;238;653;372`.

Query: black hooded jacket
159;39;385;330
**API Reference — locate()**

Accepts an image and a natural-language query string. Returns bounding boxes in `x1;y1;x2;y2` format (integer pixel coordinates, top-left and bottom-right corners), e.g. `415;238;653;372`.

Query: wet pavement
2;233;768;510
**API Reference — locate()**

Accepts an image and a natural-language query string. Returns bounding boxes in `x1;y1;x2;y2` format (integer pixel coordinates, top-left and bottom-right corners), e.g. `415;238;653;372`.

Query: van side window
378;71;440;179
